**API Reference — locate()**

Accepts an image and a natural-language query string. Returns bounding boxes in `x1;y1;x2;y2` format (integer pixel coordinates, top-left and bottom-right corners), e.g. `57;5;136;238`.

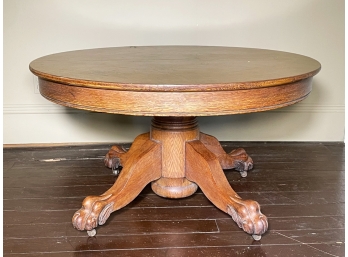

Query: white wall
3;0;345;144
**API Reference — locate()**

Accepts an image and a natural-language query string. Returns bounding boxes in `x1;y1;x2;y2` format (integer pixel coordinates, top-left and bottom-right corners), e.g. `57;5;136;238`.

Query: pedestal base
72;117;268;240
151;178;198;198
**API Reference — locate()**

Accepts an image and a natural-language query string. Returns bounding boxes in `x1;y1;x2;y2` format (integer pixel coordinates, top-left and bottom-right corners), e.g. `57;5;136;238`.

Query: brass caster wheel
87;229;96;237
112;167;121;176
240;171;248;178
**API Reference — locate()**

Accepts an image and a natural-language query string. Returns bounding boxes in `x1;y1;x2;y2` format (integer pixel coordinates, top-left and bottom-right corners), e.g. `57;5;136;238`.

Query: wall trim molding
270;104;345;113
3;103;345;114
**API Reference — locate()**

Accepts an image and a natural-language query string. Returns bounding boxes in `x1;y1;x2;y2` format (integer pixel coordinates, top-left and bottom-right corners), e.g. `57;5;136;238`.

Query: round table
30;46;321;240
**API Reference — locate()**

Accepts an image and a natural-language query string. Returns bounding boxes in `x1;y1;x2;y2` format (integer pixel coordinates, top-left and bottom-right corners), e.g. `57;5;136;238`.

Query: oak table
29;46;321;240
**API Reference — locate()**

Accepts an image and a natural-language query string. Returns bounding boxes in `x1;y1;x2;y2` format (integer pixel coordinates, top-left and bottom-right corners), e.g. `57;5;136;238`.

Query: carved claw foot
104;133;151;175
104;145;127;175
228;148;253;177
72;194;114;232
227;199;268;240
199;133;253;177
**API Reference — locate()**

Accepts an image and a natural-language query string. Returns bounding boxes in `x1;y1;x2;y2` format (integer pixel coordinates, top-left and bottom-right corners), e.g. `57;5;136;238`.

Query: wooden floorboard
3;142;345;256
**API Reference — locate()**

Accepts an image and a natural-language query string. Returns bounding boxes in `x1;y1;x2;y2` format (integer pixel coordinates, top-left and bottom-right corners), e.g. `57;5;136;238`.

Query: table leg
104;133;149;174
72;133;161;232
186;140;268;240
199;132;254;177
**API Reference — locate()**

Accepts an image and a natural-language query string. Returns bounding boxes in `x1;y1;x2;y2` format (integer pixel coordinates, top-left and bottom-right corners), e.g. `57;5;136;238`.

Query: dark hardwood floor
3;142;344;256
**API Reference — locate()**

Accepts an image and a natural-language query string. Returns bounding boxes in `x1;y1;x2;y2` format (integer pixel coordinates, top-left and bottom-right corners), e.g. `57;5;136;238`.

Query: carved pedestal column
150;117;199;198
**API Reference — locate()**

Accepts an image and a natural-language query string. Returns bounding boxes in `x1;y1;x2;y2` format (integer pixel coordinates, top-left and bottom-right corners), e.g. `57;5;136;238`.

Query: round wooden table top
29;46;321;116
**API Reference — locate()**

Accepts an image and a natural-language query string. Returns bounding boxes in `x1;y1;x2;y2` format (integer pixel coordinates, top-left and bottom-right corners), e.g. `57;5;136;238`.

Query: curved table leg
186;140;268;239
200;132;253;177
72;134;161;232
104;133;150;174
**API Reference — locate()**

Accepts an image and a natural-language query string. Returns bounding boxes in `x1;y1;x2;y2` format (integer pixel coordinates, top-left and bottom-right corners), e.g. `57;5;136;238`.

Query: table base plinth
151;178;198;198
72;117;268;240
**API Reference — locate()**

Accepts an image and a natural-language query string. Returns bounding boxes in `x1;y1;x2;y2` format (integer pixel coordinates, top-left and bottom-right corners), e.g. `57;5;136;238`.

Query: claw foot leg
200;132;253;177
104;145;126;174
72;194;114;231
186;140;268;238
227;199;268;240
73;137;161;233
104;133;150;174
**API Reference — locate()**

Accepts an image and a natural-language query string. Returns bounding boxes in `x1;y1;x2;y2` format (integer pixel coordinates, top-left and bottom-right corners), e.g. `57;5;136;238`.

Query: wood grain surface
29;46;321;91
29;46;321;116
